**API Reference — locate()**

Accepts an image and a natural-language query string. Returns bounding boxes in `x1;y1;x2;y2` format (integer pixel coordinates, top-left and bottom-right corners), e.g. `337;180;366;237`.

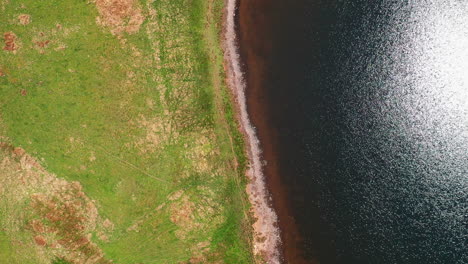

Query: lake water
239;1;468;263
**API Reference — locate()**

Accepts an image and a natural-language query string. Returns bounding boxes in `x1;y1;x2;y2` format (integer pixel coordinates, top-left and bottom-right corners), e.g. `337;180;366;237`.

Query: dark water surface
240;1;468;263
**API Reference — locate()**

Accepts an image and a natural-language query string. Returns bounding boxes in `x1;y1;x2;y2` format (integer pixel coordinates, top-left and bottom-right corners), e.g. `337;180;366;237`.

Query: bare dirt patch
3;32;18;52
18;14;31;25
94;0;145;35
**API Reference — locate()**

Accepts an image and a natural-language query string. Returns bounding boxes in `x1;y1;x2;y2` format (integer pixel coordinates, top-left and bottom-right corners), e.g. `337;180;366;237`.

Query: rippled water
259;1;468;263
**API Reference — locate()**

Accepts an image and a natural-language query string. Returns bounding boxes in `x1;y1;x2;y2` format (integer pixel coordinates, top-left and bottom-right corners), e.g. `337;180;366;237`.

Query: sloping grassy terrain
0;0;253;263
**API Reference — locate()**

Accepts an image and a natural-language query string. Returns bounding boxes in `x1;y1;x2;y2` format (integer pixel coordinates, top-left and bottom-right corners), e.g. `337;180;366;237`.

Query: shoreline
224;1;314;263
222;0;282;263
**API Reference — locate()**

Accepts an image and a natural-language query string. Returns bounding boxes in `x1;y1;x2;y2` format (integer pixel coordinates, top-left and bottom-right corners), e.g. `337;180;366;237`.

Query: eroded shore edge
223;0;282;263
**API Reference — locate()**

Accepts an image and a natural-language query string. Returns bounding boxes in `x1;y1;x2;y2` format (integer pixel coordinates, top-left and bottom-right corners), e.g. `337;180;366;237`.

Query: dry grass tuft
18;14;31;25
170;195;197;239
131;114;176;154
94;0;145;35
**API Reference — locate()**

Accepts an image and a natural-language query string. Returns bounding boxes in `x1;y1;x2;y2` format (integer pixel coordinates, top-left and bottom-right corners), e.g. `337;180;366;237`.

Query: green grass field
0;0;254;263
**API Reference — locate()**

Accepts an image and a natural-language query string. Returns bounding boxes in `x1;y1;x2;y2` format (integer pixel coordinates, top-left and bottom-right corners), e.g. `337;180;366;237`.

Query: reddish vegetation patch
13;147;26;156
18;14;31;25
95;0;144;34
0;69;4;77
35;40;50;48
189;256;206;264
1;144;113;263
33;195;87;235
30;186;112;264
3;32;18;51
20;89;27;96
34;235;47;246
170;200;194;226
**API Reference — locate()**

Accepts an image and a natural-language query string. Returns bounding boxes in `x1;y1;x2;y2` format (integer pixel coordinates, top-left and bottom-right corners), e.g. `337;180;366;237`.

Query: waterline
224;0;282;263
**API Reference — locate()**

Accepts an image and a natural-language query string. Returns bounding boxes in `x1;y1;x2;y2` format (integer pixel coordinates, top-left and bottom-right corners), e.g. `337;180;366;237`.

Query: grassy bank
0;0;254;263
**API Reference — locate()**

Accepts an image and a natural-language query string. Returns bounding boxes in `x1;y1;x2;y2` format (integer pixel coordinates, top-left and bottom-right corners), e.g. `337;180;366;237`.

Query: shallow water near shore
239;1;468;263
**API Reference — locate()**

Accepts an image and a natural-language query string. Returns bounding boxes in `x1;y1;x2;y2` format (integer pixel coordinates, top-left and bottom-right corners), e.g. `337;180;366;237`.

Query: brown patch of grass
94;0;145;35
29;181;112;263
32;32;52;53
0;143;114;264
169;193;224;241
30;220;45;233
170;195;197;239
3;32;18;52
186;133;216;173
13;146;26;156
35;40;50;48
170;196;194;227
34;235;47;246
31;186;112;263
131;114;175;154
187;241;212;264
18;14;31;25
168;190;184;201
189;256;206;264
